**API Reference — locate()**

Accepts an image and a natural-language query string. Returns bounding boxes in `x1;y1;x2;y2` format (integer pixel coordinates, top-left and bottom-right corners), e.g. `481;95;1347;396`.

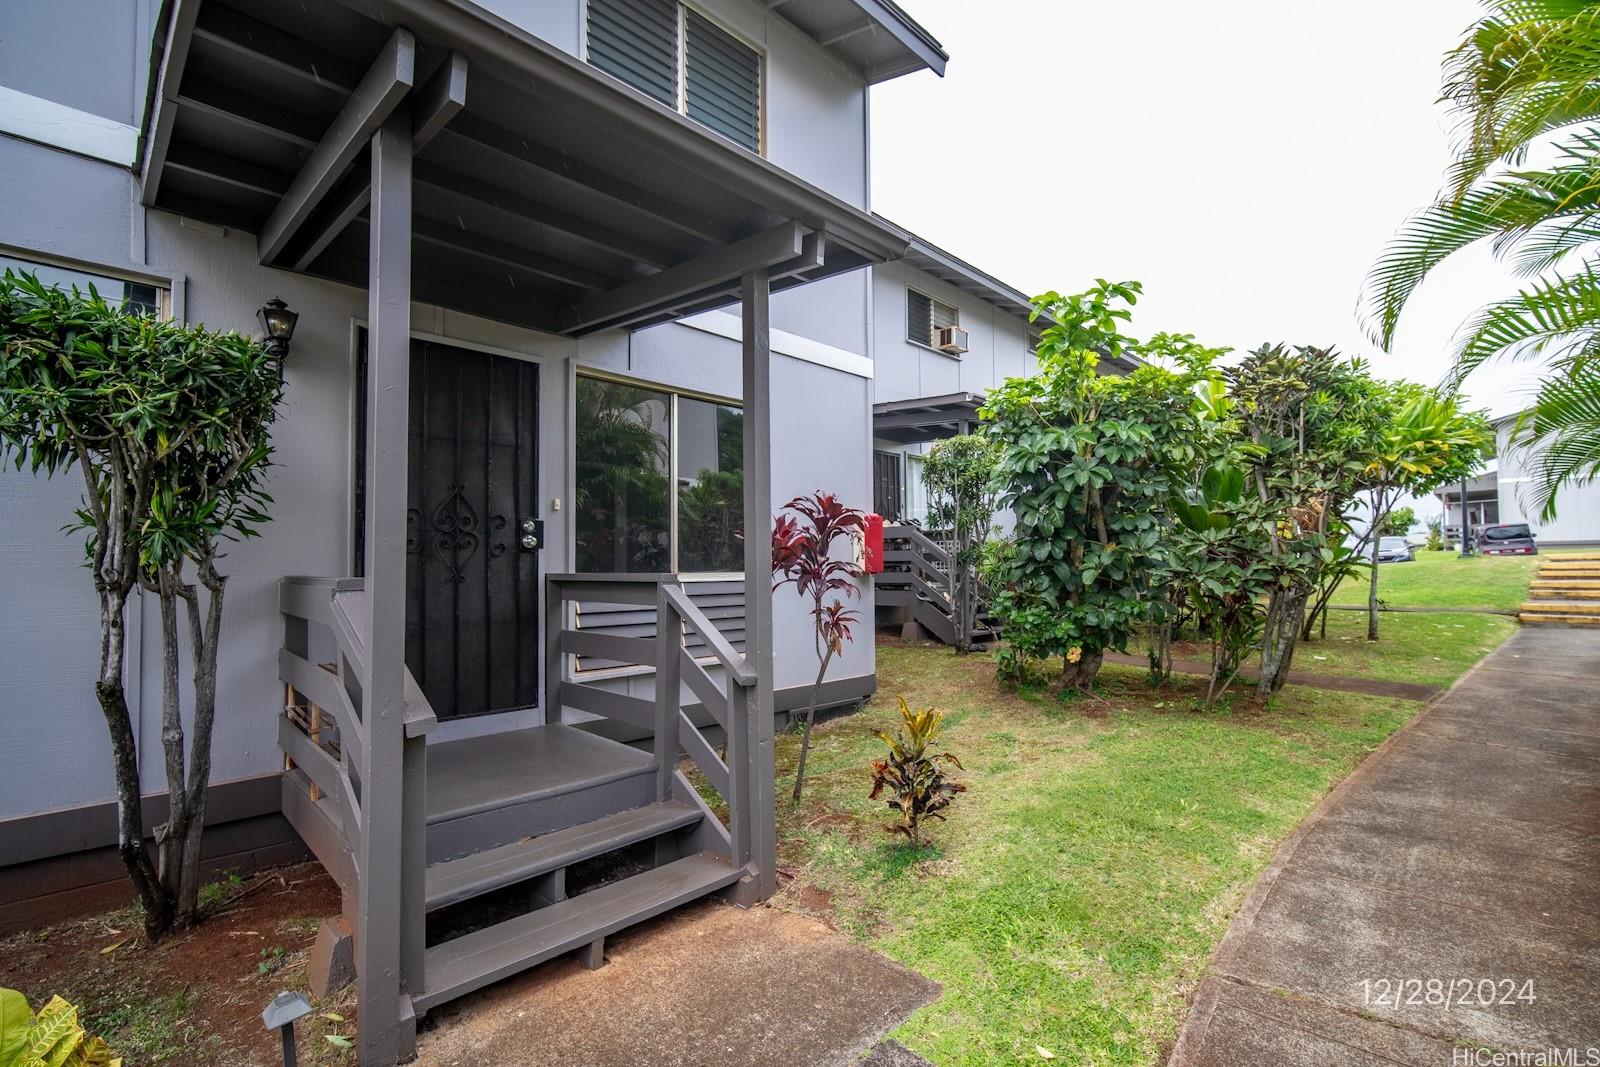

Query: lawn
773;644;1422;1066
1286;609;1516;686
1325;548;1538;611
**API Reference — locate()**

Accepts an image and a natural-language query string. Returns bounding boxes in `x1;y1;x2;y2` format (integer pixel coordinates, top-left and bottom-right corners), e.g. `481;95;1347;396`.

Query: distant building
1437;413;1600;547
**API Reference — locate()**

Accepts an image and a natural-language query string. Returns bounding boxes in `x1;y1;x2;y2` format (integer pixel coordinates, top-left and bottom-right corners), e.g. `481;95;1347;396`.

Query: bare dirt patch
0;862;355;1066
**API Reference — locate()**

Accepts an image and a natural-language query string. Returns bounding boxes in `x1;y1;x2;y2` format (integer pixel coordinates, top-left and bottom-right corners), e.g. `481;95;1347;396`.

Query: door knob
520;517;544;551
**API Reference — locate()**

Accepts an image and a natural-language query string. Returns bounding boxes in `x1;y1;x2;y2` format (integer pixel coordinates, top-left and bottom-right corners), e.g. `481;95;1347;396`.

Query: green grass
775;646;1423;1066
1288;610;1516;687
1325;549;1538;611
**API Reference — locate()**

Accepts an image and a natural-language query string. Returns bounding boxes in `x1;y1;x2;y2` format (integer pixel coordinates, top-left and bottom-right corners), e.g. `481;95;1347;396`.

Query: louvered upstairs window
907;288;959;348
586;0;762;153
587;0;679;107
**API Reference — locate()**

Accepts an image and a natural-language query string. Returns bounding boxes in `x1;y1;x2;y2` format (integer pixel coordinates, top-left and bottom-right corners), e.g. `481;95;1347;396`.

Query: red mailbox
862;513;885;574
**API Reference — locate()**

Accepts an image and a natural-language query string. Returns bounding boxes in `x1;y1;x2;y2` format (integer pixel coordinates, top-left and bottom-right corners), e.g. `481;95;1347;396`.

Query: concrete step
1519;613;1600;626
1528;583;1600;599
417;852;741;1013
1519;600;1600;616
425;800;704;912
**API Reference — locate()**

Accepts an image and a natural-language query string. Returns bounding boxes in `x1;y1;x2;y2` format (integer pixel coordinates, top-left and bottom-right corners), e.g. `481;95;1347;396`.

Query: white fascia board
0;86;139;166
679;309;873;379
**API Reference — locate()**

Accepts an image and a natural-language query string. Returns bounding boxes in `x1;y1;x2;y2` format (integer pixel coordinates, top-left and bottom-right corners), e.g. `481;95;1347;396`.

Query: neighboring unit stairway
1519;553;1600;626
875;524;1000;647
413;723;740;1012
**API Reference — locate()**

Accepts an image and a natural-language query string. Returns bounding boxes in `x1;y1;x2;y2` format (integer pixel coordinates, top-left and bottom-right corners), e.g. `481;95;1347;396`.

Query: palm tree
1361;0;1600;516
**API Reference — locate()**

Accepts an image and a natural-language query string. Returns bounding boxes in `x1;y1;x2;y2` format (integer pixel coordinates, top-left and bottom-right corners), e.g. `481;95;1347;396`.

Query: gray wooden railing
546;574;762;877
278;577;436;1020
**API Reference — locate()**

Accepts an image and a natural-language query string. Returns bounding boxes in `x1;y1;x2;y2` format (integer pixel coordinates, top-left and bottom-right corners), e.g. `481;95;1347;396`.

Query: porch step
1529;582;1600;599
425;801;703;912
1519;612;1600;626
1519;600;1600;616
417;852;741;1013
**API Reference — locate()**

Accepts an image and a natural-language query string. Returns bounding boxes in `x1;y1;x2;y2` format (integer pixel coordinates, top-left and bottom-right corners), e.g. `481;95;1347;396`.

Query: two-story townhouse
0;0;949;1059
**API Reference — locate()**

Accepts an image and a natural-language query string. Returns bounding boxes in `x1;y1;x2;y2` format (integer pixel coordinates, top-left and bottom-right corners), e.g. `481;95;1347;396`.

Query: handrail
547;573;760;876
661;583;756;687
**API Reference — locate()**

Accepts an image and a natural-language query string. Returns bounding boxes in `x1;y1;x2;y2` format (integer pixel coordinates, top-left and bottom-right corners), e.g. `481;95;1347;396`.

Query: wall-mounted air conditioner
936;325;969;355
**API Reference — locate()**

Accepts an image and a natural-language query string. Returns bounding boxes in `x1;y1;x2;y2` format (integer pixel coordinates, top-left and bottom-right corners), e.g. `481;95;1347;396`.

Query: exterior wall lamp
258;297;299;361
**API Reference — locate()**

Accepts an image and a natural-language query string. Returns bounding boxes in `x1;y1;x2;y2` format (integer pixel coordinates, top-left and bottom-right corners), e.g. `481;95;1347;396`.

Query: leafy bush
983;281;1217;691
868;697;967;848
0;989;121;1067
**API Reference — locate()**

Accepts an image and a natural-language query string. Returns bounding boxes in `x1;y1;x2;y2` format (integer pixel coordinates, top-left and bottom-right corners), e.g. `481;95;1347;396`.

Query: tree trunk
1367;519;1383;641
97;586;169;940
1061;646;1104;692
1257;585;1309;700
790;643;836;804
174;562;225;927
154;574;188;910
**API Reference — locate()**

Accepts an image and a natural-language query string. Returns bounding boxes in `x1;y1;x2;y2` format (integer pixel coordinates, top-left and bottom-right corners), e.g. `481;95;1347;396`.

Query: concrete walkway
1168;625;1600;1066
415;898;938;1066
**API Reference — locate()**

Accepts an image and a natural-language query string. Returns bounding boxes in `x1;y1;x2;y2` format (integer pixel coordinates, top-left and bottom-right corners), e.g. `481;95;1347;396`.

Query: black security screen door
873;450;903;520
356;336;541;720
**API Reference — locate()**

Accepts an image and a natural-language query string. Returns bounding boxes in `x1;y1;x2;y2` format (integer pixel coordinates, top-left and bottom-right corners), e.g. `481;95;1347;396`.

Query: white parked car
1404;524;1431;548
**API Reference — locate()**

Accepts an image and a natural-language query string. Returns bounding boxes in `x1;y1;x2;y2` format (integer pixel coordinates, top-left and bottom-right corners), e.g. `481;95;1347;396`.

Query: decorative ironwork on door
356;335;540;720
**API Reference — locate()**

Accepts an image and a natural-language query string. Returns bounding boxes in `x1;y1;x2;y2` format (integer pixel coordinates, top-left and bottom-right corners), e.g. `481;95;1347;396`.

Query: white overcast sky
869;0;1536;420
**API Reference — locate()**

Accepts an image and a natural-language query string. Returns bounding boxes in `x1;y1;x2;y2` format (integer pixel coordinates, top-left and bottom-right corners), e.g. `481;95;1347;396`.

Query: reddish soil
0;863;350;1066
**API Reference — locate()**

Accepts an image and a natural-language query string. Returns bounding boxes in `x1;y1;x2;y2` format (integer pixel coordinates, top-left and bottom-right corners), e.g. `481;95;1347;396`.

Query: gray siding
0;0;156;126
0;0;880;823
871;259;1035;404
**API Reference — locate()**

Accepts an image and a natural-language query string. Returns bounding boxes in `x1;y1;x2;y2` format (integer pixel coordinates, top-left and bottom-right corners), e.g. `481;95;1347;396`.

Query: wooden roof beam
557;222;816;336
259;27;416;265
290;52;468;271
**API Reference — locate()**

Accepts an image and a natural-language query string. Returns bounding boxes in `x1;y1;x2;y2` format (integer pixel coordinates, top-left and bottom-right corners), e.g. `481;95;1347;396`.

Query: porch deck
277;573;766;1039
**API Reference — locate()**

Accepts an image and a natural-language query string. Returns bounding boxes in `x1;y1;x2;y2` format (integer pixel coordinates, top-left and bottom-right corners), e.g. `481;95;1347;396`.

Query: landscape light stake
262;990;312;1066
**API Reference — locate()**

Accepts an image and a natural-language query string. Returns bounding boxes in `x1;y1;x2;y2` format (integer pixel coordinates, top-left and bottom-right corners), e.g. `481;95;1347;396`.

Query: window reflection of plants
678;402;743;572
575;379;669;572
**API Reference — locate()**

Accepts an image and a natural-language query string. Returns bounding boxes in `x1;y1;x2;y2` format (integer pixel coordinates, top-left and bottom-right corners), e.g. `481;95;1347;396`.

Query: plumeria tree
772;492;864;803
0;272;282;938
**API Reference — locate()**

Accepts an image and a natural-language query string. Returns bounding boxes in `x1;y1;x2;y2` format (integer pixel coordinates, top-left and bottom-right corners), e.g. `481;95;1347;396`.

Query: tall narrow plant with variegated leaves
1362;1;1600;518
772;492;865;803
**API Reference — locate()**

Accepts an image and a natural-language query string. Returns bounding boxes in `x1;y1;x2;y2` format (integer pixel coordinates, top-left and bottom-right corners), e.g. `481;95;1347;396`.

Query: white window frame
907;285;960;355
0;244;181;320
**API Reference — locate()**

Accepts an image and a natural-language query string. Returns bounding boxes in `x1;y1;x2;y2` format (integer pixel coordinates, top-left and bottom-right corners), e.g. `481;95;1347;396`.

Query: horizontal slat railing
547;574;762;877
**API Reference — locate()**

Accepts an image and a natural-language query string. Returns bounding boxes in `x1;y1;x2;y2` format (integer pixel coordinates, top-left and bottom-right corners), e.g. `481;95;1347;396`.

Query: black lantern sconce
258;297;299;362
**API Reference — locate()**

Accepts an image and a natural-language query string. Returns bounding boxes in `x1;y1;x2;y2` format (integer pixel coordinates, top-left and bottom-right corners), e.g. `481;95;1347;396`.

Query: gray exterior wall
1492;420;1600;546
868;258;1038;529
0;0;878;823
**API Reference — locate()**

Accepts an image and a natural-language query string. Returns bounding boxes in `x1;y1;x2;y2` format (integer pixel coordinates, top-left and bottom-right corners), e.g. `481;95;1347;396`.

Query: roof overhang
773;0;947;83
139;0;910;336
873;391;984;444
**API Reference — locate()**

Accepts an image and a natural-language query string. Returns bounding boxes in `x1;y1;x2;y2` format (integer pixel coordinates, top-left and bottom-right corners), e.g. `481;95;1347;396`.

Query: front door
357;336;541;720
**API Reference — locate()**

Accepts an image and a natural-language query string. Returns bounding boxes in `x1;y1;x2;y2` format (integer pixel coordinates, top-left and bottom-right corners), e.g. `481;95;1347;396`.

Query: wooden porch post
356;107;414;1063
736;269;778;901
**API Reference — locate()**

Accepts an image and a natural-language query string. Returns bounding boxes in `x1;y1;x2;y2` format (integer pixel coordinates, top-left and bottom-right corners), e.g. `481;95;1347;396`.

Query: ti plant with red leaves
868;697;966;849
772;491;865;803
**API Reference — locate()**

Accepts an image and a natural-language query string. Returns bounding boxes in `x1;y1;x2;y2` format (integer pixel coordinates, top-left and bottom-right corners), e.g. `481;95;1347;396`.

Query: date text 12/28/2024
1360;978;1536;1010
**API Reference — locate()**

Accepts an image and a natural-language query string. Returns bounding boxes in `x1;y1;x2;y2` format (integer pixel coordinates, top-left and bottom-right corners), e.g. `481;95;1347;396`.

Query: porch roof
139;0;911;336
872;390;984;443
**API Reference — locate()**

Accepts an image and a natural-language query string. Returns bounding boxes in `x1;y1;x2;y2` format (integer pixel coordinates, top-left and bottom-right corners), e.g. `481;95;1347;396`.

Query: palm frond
1442;1;1600;195
1447;265;1600;385
1361;156;1600;348
1513;358;1600;517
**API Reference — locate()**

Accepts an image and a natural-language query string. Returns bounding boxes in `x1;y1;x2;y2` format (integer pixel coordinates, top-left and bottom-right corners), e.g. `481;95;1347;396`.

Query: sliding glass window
574;375;742;574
